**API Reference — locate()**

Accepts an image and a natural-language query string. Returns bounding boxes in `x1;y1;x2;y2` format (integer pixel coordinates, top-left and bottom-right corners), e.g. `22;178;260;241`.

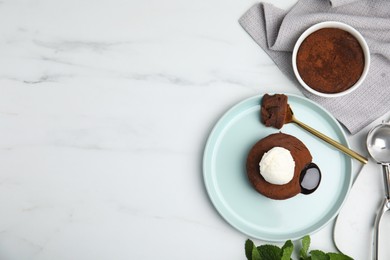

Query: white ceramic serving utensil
334;161;382;259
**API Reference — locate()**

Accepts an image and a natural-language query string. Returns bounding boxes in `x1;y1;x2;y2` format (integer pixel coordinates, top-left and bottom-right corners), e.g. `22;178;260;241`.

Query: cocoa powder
296;28;365;94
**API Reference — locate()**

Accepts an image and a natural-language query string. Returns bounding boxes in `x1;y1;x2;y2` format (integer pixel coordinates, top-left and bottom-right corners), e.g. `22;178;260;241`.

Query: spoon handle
382;164;390;200
292;116;368;164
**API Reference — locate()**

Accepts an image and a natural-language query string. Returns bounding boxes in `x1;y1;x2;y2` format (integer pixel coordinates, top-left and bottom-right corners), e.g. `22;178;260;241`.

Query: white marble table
0;0;389;259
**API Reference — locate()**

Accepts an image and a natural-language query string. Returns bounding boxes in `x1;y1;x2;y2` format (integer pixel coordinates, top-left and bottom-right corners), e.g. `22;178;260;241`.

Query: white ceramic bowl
292;21;370;98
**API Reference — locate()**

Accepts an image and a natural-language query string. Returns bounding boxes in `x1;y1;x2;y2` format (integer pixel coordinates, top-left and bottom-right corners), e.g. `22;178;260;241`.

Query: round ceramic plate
203;94;352;241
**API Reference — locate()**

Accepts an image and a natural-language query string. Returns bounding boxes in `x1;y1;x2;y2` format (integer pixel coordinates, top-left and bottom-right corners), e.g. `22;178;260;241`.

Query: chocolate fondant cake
246;133;312;200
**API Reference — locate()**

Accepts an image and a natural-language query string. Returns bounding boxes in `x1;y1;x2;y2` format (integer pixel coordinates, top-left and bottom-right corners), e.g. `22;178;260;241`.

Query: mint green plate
203;94;352;241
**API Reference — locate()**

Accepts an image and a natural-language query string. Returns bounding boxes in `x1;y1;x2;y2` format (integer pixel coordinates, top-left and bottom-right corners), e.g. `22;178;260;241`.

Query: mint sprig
245;239;293;260
245;236;353;260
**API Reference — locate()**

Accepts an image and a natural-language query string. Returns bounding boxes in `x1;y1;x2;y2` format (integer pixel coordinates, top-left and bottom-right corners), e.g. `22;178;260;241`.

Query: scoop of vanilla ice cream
259;147;295;185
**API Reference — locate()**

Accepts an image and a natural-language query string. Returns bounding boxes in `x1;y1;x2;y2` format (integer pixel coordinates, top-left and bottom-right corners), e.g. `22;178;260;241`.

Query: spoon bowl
367;123;390;164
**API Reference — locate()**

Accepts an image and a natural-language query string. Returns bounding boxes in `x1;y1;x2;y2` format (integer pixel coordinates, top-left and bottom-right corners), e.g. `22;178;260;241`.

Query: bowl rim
292;21;370;98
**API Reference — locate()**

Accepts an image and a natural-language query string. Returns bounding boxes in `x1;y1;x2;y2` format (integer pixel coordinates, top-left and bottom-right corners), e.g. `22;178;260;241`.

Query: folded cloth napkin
239;0;390;134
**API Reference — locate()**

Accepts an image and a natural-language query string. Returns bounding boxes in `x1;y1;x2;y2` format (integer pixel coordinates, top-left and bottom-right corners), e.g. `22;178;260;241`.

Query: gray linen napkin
239;0;390;134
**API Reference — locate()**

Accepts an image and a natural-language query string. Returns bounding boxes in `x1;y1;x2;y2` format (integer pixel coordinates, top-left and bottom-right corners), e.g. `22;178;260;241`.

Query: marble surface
0;0;389;259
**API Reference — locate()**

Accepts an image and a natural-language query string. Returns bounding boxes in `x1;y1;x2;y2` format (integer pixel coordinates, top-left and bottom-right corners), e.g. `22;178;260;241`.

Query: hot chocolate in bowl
292;21;370;98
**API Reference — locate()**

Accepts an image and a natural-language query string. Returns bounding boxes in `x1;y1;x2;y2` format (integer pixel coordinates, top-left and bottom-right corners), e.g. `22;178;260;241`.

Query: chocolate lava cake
246;133;312;200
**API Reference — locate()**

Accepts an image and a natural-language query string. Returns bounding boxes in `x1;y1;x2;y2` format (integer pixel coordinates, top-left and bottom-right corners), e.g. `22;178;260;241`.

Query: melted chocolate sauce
300;163;321;195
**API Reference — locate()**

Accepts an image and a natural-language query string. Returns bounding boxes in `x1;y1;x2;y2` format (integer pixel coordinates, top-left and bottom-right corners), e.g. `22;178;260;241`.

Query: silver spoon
366;121;390;260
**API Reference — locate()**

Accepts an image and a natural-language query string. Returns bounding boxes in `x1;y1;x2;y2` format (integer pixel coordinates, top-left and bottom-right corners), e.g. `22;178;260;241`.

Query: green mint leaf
245;239;256;260
281;240;294;260
257;245;282;260
300;235;310;259
327;252;354;260
252;247;262;260
310;250;330;260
